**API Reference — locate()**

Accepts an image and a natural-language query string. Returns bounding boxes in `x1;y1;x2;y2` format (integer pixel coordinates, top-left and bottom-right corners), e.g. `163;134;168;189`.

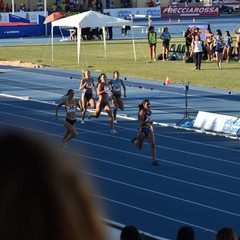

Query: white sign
194;111;240;135
103;7;161;18
0;13;9;22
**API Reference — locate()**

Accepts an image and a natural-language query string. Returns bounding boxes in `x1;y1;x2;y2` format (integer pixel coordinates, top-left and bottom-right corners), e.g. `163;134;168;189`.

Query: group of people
0;0;10;12
185;26;240;70
147;24;240;70
147;26;172;62
55;70;158;166
56;70;123;146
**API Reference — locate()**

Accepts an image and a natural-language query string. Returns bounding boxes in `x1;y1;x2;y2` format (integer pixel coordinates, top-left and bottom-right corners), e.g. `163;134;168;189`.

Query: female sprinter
109;71;126;123
56;89;81;151
131;99;158;166
79;70;97;124
88;73;117;134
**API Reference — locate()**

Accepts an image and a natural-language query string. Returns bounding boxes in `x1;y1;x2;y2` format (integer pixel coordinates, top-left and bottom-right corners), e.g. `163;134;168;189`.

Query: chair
181;45;186;54
231;46;237;58
169;43;176;52
176;44;182;53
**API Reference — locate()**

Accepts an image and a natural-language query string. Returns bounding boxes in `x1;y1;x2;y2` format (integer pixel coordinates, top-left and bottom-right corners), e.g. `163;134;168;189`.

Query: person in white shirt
193;35;203;70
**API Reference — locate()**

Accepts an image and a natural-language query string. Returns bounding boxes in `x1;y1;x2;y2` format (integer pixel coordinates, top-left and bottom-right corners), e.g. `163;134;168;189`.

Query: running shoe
152;160;159;166
131;137;137;143
61;141;68;152
88;113;92;119
111;129;117;134
81;120;85;124
113;120;118;124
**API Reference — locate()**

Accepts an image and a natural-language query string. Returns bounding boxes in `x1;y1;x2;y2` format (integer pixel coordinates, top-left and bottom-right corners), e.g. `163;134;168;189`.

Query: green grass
1;38;240;90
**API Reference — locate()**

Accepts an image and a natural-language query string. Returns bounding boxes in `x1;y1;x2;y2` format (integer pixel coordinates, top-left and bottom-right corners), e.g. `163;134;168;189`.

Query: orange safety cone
165;76;170;85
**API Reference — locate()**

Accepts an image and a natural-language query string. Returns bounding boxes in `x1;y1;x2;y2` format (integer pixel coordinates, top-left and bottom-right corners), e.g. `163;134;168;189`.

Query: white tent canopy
51;10;136;65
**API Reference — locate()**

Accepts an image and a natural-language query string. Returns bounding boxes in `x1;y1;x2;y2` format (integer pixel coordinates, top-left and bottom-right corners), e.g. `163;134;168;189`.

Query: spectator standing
147;26;157;62
96;0;103;12
19;3;26;11
60;0;67;11
184;27;192;56
0;0;4;12
37;0;43;11
188;27;200;52
236;32;240;62
193;34;203;70
121;18;131;35
108;26;113;39
205;28;214;61
5;3;9;12
213;29;224;69
88;0;93;9
148;0;155;7
172;0;177;7
121;0;127;8
223;30;233;63
160;27;171;61
106;12;113;40
110;1;116;8
51;3;57;11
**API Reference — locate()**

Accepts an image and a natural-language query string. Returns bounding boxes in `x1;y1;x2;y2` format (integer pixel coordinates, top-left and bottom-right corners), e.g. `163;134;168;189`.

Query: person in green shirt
147;26;157;62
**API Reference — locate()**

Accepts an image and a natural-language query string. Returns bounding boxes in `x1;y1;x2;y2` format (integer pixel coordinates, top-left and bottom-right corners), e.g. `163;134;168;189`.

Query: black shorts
66;118;76;125
83;92;93;101
149;43;156;47
163;39;170;47
215;48;223;53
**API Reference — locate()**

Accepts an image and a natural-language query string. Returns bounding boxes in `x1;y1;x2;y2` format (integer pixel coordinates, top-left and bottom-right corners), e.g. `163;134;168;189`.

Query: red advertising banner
161;6;220;18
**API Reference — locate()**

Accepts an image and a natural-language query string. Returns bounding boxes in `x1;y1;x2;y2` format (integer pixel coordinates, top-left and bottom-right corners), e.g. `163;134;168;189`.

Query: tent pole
44;0;48;36
103;27;107;60
77;27;81;65
132;30;136;62
51;25;54;62
11;0;14;13
131;18;136;62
